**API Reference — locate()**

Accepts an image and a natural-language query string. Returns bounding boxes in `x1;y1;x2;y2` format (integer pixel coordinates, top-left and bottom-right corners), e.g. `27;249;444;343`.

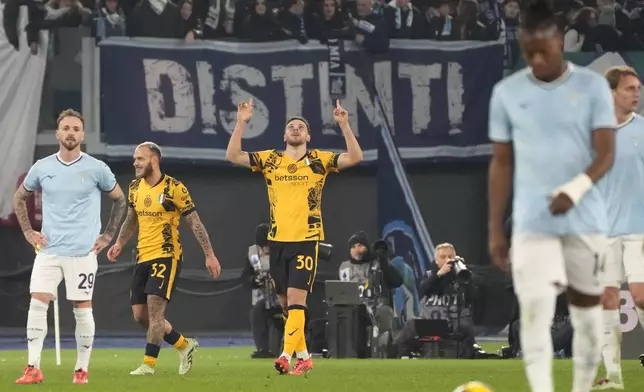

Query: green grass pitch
0;345;642;391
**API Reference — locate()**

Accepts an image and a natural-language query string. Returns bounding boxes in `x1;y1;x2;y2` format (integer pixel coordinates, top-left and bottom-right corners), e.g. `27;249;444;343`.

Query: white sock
518;290;557;392
26;299;49;369
601;309;622;382
279;352;292;362
73;308;95;371
296;350;310;360
569;304;603;392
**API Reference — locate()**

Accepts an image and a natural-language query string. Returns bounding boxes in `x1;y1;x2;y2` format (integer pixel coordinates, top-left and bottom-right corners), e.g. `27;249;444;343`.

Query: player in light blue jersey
594;66;644;390
12;109;127;385
487;2;616;392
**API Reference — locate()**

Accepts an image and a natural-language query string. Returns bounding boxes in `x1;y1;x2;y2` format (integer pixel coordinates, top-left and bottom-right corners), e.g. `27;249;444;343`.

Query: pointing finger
249;97;254;107
336;99;341;109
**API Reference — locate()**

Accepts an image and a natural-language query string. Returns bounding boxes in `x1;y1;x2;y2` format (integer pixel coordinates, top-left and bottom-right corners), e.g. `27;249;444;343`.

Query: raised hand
333;99;349;125
237;98;254;123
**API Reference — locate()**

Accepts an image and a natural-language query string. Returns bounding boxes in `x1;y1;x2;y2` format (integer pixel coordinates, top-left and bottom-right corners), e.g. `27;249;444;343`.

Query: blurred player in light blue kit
12;109;127;385
593;66;644;390
487;1;616;392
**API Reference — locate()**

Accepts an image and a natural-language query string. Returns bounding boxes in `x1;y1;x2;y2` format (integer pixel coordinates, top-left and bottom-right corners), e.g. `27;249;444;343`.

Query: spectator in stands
240;0;289;41
201;0;236;38
91;0;126;39
370;0;388;16
503;0;520;69
126;0;187;39
383;0;423;38
178;0;203;38
453;0;495;40
563;6;596;51
352;0;389;53
278;0;309;43
425;0;453;39
581;0;629;52
478;0;503;40
307;0;352;43
558;0;583;31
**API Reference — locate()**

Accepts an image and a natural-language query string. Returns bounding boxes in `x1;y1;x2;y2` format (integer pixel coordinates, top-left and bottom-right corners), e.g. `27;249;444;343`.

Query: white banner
0;5;48;218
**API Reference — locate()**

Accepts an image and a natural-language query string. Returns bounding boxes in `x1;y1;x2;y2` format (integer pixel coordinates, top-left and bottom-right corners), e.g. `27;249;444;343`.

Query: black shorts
269;241;319;295
130;257;182;305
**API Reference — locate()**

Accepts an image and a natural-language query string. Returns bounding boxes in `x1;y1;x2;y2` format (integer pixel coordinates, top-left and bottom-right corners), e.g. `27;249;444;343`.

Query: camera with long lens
372;239;389;260
449;256;471;284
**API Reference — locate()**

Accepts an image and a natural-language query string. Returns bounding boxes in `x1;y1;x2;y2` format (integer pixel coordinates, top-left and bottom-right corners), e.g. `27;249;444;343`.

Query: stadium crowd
4;0;644;55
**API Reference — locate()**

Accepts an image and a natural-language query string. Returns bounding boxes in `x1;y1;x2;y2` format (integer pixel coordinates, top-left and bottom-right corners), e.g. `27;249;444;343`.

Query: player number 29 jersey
249;149;340;242
128;174;196;263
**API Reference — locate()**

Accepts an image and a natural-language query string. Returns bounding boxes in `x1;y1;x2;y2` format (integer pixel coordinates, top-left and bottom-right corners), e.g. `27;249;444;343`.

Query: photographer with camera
394;243;478;359
337;231;403;355
241;223;284;359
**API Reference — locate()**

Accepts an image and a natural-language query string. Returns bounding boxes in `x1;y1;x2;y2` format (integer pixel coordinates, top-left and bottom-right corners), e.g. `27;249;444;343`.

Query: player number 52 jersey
128;174;196;263
249;149;339;242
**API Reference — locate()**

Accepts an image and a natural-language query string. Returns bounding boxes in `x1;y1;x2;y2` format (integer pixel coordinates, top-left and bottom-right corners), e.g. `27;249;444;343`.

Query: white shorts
511;233;607;298
30;252;98;301
603;235;644;288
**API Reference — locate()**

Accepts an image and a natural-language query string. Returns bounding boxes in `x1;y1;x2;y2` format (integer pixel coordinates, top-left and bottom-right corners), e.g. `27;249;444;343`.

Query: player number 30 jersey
249;149;339;242
128;174;196;263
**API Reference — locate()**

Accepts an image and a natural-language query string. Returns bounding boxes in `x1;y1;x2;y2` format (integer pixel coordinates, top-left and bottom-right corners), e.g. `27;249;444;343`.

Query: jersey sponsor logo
274;174;309;182
137;210;162;217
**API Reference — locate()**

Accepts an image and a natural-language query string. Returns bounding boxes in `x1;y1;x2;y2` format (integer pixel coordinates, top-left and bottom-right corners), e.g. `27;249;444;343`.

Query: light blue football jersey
23;153;117;256
598;114;644;236
488;64;616;235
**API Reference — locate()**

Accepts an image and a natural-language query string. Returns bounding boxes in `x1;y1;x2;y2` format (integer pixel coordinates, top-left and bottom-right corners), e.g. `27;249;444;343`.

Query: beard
286;137;306;147
61;139;79;151
135;163;153;179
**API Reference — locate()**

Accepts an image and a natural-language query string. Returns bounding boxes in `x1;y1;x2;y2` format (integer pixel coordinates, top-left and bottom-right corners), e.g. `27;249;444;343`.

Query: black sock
164;329;181;346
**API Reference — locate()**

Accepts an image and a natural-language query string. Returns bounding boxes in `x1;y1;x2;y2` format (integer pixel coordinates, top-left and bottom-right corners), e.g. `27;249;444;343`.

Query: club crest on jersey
158;194;166;204
144;195;152;207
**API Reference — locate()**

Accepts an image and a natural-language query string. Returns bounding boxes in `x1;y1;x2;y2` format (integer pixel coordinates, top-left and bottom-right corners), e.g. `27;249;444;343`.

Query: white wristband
551;173;593;205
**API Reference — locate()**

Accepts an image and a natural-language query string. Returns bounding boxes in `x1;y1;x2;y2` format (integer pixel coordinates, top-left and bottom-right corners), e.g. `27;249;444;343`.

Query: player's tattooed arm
13;186;33;233
116;207;138;246
104;184;127;238
184;211;215;256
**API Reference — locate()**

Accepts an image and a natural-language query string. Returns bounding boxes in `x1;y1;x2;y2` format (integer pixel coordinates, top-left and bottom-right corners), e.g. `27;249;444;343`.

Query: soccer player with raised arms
107;141;222;376
487;1;616;392
13;109;127;384
226;98;363;375
593;66;644;390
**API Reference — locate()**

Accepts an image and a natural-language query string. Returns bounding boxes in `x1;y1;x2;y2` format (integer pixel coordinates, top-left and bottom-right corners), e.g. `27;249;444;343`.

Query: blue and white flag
98;38;503;163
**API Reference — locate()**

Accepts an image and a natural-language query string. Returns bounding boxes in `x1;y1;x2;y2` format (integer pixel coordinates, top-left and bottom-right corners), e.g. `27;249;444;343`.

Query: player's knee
601;287;621;310
28;297;50;314
286;288;307;307
31;292;53;304
567;287;601;307
72;300;92;309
